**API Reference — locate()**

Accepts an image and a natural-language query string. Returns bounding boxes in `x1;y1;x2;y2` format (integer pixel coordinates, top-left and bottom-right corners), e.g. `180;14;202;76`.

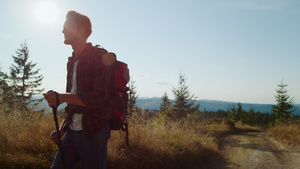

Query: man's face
62;19;79;45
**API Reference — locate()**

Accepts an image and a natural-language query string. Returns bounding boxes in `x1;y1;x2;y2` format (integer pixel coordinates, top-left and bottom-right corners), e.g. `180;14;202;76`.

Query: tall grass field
1;104;299;169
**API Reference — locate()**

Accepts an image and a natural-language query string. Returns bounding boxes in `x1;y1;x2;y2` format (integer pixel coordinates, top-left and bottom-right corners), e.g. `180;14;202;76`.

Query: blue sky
0;0;299;104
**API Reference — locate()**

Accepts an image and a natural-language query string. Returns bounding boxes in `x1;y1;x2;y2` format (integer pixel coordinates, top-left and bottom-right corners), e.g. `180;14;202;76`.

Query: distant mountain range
136;97;300;115
35;96;300;115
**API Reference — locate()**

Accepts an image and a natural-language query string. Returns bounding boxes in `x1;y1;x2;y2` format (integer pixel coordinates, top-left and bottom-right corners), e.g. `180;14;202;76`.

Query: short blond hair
66;11;92;39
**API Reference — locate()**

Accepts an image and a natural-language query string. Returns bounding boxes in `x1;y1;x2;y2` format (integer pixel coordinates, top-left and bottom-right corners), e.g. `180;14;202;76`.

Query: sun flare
34;1;59;24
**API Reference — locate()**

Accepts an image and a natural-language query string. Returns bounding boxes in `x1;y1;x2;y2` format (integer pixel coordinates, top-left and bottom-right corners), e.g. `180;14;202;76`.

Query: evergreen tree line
0;41;44;111
193;102;299;128
157;74;299;127
196;105;275;128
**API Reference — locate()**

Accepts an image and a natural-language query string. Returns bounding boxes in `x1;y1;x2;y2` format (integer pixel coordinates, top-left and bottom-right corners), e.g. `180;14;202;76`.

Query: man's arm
44;92;84;144
43;92;86;107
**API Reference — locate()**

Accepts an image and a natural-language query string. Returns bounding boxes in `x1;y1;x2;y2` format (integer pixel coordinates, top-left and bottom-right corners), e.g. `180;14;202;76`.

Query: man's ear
78;26;87;38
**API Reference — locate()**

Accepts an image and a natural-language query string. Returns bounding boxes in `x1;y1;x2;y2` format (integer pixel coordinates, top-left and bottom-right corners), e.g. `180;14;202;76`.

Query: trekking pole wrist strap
54;91;60;107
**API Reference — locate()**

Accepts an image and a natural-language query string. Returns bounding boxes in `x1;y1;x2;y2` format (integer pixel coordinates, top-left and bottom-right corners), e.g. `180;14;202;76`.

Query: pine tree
127;80;139;116
271;81;295;124
0;68;13;104
247;108;255;125
236;103;247;123
159;92;172;118
1;69;17;105
172;73;200;119
228;104;237;122
9;41;44;108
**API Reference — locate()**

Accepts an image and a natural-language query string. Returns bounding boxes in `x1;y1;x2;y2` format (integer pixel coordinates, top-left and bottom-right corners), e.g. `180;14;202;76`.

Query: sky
0;0;299;104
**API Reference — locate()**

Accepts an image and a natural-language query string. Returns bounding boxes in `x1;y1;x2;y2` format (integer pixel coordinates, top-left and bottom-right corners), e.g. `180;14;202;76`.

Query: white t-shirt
69;60;83;131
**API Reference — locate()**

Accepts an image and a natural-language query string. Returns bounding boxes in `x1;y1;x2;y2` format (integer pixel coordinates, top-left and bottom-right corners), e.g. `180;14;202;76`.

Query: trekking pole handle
47;90;60;108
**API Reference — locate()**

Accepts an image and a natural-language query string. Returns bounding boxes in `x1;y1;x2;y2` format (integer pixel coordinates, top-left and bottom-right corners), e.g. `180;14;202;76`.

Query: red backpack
103;52;130;134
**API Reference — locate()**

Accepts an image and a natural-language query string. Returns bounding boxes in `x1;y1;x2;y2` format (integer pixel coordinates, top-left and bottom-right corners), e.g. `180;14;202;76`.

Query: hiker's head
63;11;92;44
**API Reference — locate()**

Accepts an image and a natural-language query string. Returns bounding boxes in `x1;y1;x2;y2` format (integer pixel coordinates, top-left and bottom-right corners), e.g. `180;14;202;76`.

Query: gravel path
219;131;300;169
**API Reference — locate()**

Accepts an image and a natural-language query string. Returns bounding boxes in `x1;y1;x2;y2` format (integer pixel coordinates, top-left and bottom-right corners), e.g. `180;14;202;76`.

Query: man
44;11;112;169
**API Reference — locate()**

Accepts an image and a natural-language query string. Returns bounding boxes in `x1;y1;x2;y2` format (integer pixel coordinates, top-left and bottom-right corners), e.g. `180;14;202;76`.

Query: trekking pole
48;90;66;169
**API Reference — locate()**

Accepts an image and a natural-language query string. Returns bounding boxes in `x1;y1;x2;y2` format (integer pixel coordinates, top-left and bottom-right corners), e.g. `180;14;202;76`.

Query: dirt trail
219;131;300;169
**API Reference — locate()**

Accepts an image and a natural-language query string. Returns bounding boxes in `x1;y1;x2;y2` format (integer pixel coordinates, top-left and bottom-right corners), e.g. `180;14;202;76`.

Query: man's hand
50;130;65;144
43;91;60;107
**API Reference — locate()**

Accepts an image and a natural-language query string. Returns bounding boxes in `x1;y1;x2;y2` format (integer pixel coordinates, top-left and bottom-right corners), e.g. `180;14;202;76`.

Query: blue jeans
51;124;111;169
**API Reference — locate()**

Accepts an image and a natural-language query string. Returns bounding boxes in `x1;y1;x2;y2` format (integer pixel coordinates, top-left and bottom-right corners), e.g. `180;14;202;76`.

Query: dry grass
107;115;232;169
0;104;57;169
0;104;235;169
268;123;300;146
235;121;263;132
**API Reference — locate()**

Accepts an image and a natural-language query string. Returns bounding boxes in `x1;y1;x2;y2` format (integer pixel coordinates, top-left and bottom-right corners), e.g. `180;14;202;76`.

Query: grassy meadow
0;104;233;169
0;104;55;169
1;104;299;169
